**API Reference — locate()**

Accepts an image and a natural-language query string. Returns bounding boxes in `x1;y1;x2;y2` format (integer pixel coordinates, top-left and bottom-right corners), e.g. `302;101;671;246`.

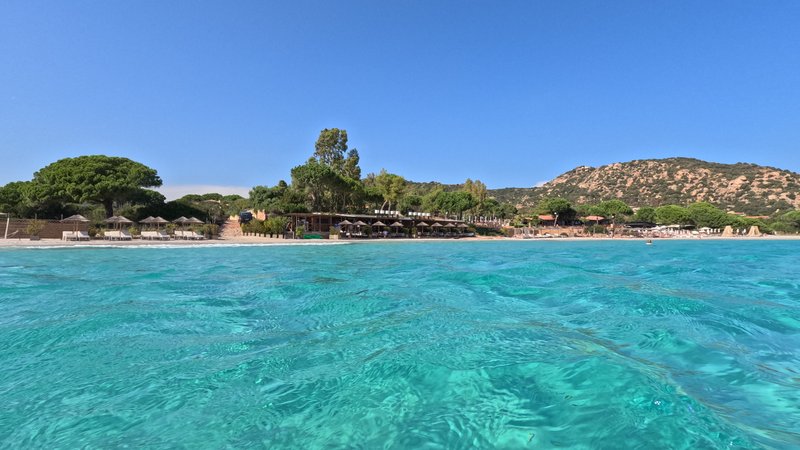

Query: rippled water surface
1;240;799;448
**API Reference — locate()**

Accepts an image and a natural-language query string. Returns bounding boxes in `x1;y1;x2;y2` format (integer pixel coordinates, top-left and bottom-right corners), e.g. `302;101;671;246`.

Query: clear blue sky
2;1;799;198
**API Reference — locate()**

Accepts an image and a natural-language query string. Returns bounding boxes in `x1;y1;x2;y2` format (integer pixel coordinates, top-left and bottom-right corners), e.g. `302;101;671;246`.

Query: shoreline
1;234;799;249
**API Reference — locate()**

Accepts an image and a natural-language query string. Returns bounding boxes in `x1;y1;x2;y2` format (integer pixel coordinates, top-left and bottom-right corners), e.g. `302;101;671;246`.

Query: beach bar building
285;212;467;238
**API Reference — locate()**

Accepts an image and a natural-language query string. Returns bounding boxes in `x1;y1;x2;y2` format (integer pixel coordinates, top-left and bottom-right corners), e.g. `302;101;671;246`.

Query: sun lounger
185;230;204;240
76;231;91;241
62;231;76;241
104;230;132;240
142;230;171;240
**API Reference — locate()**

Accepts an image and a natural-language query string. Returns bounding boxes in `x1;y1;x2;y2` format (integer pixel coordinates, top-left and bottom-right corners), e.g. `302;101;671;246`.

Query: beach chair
104;230;118;240
76;231;91;241
62;231;76;241
141;231;156;240
120;230;133;240
187;230;204;240
156;230;170;240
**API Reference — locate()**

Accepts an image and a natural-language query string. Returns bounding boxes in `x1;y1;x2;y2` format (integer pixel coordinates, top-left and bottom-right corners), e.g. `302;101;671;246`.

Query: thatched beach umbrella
139;216;157;229
61;214;89;232
372;221;386;227
338;219;353;226
103;215;132;230
152;216;169;229
390;221;403;235
353;220;368;226
187;217;204;225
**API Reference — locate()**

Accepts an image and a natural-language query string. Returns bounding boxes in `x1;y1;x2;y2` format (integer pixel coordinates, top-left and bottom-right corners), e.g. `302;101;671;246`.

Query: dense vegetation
2;138;799;235
517;197;798;234
0;129;516;229
246;128;516;220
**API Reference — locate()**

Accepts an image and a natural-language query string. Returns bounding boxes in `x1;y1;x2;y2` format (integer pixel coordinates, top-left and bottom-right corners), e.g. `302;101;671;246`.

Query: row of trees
0;155;249;223
530;197;798;232
0;129;516;224
248;128;518;220
3;130;798;236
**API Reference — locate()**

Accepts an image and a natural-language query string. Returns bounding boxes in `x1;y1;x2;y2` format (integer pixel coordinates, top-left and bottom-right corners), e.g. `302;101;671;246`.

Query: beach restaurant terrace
285;212;467;238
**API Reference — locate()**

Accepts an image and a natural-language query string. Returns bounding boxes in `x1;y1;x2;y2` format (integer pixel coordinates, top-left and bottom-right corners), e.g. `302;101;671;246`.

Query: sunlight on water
1;240;799;448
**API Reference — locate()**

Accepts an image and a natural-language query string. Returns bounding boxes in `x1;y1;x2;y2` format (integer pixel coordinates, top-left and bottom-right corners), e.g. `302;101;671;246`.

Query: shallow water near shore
1;240;799;448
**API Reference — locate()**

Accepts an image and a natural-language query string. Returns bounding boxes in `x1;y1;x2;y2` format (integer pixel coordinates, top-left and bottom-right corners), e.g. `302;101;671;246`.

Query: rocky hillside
490;158;800;215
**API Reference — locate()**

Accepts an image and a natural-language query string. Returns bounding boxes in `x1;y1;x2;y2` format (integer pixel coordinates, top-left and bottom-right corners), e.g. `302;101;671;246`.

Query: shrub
295;225;304;238
26;219;45;237
584;224;606;235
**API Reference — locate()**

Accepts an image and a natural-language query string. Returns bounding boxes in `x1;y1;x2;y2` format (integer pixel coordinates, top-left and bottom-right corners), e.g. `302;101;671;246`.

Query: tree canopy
30;155;162;217
655;205;691;225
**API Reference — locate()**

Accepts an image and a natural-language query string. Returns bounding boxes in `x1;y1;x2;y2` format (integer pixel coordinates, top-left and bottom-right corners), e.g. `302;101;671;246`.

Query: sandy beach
1;234;798;248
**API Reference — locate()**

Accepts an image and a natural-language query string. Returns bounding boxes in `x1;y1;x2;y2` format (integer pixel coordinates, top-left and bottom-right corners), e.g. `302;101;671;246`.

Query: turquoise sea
1;240;799;449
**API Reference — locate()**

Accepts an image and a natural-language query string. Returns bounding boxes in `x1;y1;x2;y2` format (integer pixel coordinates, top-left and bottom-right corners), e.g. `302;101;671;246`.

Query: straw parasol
416;221;429;227
152;216;169;229
104;215;133;229
390;221;403;235
431;222;443;227
457;223;469;228
353;220;368;226
61;214;89;232
187;217;204;224
372;221;386;227
338;219;353;226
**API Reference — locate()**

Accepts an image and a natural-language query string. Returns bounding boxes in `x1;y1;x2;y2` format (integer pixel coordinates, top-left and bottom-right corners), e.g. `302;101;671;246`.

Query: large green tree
633;206;657;223
374;169;407;212
537;198;575;225
313;128;361;180
687;202;729;228
0;181;32;217
30;155;162;217
655;205;690;225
